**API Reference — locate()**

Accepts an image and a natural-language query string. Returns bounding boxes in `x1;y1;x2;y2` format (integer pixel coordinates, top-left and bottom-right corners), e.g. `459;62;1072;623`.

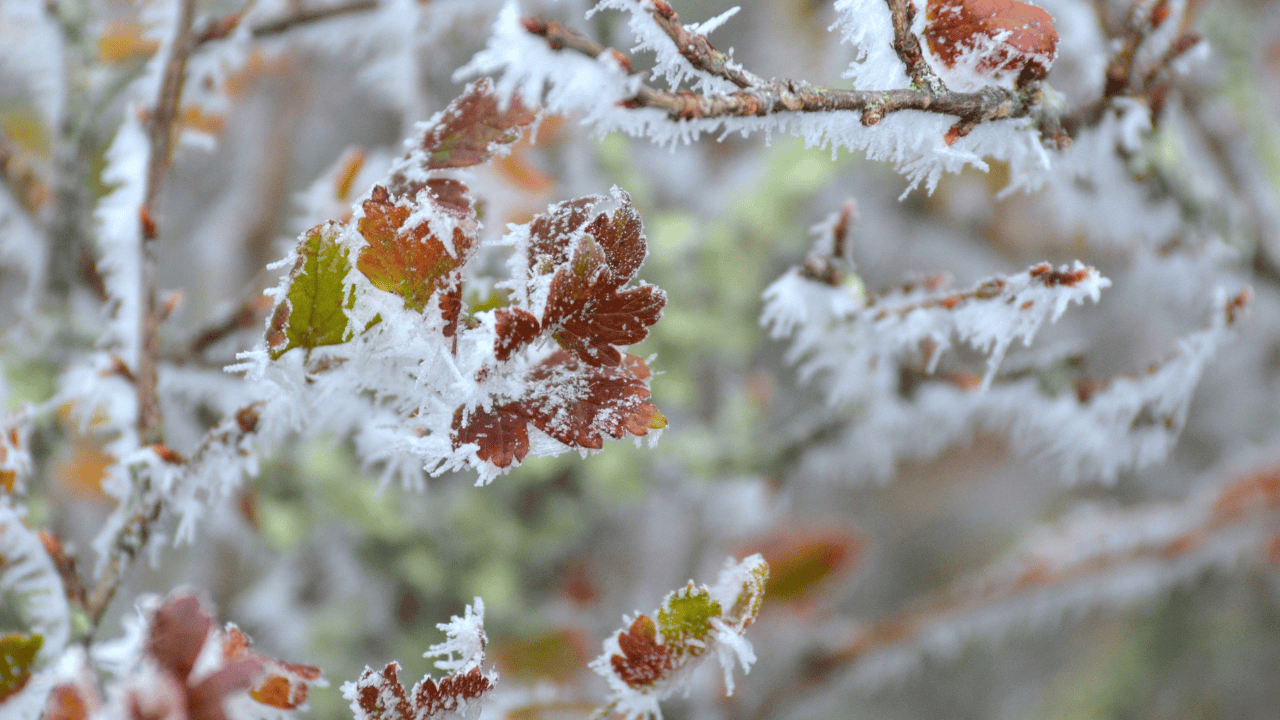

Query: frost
460;0;1056;194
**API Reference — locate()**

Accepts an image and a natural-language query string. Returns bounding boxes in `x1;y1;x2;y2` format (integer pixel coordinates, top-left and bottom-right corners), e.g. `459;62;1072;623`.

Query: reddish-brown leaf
923;0;1058;82
412;667;494;718
452;403;532;469
222;625;322;710
538;196;665;368
186;659;263;720
610;615;673;689
494;307;541;362
147;596;213;681
416;78;537;171
750;530;861;602
526;351;667;450
527;196;599;273
351;662;493;720
357;185;472;333
354;663;415;720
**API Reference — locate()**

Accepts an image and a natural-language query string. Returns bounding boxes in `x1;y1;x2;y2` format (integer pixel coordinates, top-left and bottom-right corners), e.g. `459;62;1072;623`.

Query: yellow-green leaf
267;224;356;359
0;632;42;701
657;585;720;652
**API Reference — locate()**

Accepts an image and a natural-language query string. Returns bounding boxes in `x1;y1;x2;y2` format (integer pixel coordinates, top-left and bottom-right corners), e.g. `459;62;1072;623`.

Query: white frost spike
427;598;489;674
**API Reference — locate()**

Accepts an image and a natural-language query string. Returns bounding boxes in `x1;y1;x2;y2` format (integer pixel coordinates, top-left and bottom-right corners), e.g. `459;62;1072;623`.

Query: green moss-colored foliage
0;632;42;701
266;224;355;359
658;584;721;653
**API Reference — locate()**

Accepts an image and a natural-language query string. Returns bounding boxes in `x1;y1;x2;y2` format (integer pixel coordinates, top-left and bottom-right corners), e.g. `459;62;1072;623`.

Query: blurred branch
195;0;379;45
751;460;1280;720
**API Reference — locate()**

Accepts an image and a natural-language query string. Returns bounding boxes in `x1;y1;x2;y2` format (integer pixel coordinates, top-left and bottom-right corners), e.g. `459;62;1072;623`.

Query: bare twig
250;0;378;38
137;0;199;447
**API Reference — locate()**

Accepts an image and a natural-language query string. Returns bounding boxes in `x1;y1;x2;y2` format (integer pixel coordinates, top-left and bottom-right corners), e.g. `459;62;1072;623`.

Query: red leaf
494;307;541;362
147;596;213;681
412;78;537;172
923;0;1058;83
357;185;472;333
609;616;674;689
526;351;667;450
538;193;665;368
452;403;532;469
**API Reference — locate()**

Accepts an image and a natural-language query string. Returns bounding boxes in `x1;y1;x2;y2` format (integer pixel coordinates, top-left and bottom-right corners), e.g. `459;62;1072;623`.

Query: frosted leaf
590;555;768;719
342;599;496;720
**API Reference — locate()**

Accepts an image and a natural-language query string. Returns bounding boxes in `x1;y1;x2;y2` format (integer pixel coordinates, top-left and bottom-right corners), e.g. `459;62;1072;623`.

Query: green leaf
0;632;42;701
267;224;356;359
725;556;769;626
657;584;721;652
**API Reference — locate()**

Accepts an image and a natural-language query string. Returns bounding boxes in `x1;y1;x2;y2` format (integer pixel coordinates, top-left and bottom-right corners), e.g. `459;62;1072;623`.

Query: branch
84;403;263;635
137;0;198;447
195;0;380;45
522;1;1068;148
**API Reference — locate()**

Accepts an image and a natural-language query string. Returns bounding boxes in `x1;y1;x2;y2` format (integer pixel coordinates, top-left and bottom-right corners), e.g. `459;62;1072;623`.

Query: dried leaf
415;78;537;171
0;633;41;702
526;352;667;450
609;616;673;689
451;403;531;469
267;224;356;359
923;0;1059;82
357;185;472;334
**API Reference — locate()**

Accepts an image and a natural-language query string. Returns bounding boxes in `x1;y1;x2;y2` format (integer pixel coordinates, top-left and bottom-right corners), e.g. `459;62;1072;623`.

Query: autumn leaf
223;625;323;710
508;192;665;367
451;403;532;469
348;661;494;720
609;616;674;689
493;307;541;362
267;223;356;359
357;185;472;335
414;78;537;172
923;0;1058;84
751;530;860;602
526;351;667;450
0;633;42;702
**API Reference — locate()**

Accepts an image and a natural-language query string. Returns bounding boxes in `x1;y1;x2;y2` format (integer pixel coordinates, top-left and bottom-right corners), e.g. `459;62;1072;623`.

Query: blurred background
3;0;1280;718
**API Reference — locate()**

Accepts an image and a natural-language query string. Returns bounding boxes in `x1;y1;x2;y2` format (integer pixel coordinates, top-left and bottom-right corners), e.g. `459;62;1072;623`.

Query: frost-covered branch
805;460;1280;689
518;1;1058;142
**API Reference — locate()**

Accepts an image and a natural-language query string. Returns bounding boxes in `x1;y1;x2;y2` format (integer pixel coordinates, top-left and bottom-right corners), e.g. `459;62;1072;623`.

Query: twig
83;403;263;635
523;1;1068;148
250;0;378;38
750;461;1280;720
137;0;199;447
84;0;200;636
